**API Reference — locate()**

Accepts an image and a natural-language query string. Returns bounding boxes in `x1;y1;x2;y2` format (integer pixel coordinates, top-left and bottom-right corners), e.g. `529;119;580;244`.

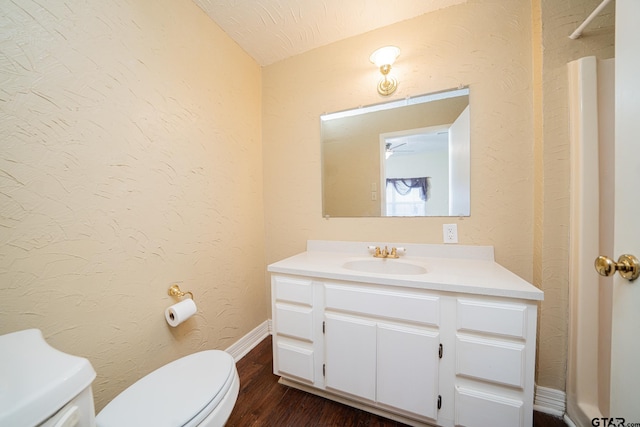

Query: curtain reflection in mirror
385;177;431;216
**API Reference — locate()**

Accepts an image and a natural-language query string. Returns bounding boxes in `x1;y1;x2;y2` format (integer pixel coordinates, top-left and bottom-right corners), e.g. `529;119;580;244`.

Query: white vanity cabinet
268;241;543;427
323;282;441;421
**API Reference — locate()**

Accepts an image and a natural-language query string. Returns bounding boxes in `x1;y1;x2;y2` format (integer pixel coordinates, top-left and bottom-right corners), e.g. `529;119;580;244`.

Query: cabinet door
377;324;440;420
324;313;377;401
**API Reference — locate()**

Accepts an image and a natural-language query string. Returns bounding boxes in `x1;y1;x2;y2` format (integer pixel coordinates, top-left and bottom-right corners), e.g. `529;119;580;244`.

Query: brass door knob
594;254;640;281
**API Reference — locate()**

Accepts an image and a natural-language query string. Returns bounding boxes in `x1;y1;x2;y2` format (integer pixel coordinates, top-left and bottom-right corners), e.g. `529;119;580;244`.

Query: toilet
0;329;240;427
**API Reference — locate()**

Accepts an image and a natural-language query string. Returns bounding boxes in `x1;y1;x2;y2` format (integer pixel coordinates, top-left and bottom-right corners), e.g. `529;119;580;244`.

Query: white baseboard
224;320;271;362
564;414;578;427
534;385;566;417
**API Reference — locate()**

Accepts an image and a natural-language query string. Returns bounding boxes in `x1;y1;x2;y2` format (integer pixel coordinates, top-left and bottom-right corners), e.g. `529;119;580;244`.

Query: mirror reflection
321;88;470;217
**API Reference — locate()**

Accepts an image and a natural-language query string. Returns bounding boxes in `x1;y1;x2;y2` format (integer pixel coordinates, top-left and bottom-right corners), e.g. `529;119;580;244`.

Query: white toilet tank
0;329;97;427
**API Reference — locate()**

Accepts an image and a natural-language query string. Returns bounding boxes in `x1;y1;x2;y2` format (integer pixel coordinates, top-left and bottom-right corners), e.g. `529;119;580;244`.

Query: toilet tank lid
96;350;235;427
0;329;96;427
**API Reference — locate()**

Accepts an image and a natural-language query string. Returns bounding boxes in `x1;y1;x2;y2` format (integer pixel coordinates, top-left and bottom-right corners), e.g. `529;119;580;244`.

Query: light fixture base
377;75;398;96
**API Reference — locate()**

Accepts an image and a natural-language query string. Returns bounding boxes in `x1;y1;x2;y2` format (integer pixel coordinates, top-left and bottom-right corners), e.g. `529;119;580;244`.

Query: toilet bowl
0;329;240;427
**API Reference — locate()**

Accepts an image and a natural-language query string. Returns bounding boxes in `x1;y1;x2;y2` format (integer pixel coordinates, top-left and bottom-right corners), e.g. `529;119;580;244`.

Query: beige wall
533;0;614;390
263;0;614;393
0;0;265;411
0;0;616;412
264;0;535;303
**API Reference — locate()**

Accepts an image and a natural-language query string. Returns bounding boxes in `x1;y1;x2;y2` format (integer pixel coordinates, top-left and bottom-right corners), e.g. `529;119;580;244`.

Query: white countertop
268;241;544;301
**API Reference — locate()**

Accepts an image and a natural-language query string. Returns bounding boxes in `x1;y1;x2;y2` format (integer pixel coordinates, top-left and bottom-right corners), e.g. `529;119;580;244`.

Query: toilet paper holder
168;284;194;301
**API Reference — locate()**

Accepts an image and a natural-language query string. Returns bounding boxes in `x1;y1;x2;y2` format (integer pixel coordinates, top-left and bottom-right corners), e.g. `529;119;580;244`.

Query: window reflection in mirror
321;88;470;217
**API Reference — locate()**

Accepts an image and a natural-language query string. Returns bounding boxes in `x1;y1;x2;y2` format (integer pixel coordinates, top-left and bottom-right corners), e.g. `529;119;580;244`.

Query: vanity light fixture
369;46;400;96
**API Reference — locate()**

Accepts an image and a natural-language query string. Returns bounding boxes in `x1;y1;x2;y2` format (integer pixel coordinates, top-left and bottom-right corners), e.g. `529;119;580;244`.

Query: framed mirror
321;88;470;217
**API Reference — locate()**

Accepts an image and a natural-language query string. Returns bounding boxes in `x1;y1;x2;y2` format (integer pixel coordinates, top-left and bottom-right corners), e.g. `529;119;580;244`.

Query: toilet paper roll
165;298;197;327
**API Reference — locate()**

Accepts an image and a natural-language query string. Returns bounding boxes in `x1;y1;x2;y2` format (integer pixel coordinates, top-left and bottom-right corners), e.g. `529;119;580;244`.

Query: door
609;0;640;420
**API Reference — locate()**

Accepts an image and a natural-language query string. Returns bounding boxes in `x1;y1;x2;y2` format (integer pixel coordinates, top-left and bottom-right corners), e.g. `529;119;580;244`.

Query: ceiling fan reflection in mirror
385;142;413;159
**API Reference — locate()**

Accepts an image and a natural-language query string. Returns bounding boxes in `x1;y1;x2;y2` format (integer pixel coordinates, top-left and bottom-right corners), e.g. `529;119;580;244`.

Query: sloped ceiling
191;0;467;66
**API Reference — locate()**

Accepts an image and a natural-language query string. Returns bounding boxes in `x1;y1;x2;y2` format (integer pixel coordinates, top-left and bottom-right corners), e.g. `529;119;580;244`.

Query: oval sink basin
342;259;427;275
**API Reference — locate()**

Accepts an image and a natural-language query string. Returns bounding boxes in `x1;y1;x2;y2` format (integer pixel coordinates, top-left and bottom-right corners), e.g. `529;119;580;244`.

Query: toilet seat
96;350;236;427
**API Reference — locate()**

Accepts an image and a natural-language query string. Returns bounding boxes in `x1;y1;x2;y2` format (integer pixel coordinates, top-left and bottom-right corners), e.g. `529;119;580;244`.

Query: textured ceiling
191;0;466;66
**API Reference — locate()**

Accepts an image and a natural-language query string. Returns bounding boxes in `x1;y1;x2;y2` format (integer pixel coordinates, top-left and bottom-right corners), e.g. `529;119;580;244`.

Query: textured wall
0;0;616;414
192;0;467;66
533;0;614;390
262;0;614;393
263;1;535;287
0;0;265;411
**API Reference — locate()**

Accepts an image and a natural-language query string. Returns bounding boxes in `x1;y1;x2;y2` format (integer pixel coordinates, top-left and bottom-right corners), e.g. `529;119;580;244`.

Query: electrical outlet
443;224;458;244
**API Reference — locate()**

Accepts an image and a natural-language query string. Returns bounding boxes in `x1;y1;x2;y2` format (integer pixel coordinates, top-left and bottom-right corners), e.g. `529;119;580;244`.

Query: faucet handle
370;246;384;258
389;247;406;258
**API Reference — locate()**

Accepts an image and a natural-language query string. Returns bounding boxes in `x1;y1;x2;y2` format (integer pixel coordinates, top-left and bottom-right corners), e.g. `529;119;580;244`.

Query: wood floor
226;335;566;427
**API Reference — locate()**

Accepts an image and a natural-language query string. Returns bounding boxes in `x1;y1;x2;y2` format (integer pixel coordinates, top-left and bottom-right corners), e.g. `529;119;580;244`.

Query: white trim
320;88;469;121
224;320;271;362
564;414;578;427
533;385;566;417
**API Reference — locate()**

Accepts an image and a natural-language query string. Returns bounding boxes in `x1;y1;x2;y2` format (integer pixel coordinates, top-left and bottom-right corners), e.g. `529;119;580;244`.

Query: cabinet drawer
456;335;525;388
275;303;313;341
457;299;527;339
274;340;314;383
455;387;524;427
325;284;439;326
273;276;313;306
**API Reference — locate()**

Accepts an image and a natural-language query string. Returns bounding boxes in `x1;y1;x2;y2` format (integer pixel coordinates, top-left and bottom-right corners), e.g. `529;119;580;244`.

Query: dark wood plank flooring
226;335;566;426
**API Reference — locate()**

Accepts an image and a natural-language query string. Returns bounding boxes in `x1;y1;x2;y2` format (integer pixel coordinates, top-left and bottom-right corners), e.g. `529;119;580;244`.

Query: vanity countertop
268;240;543;301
